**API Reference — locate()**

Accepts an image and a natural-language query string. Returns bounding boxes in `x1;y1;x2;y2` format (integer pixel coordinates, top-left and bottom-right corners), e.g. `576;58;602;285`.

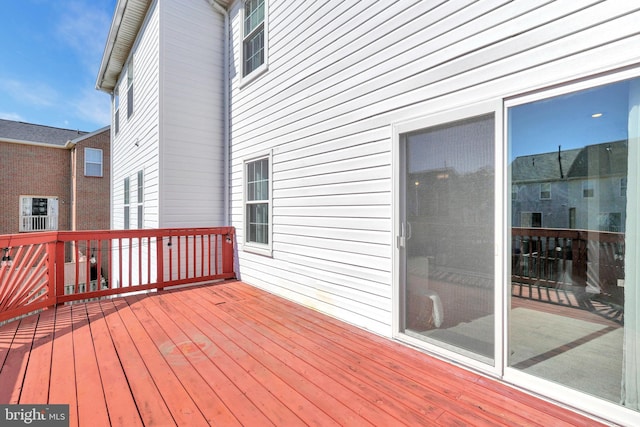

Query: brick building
0;119;110;235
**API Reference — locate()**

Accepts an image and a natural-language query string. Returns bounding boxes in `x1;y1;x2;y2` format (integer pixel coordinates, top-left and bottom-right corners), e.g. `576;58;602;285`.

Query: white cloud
0;79;58;108
0;112;25;122
70;87;111;128
55;1;112;73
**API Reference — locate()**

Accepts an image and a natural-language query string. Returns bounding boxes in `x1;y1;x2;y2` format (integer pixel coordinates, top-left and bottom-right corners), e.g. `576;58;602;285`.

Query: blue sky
0;0;116;132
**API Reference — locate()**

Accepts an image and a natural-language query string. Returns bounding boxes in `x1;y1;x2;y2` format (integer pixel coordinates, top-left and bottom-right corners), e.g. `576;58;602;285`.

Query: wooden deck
0;281;604;426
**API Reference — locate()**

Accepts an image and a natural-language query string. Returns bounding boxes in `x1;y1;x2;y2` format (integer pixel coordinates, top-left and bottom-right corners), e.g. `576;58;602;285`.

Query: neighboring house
512;141;628;231
0;119;110;235
97;1;640;424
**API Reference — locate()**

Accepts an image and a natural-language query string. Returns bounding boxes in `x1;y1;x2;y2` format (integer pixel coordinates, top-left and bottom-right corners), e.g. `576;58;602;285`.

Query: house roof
95;0;232;93
511;140;628;183
511;148;581;183
0;119;87;147
566;140;627;178
95;0;152;93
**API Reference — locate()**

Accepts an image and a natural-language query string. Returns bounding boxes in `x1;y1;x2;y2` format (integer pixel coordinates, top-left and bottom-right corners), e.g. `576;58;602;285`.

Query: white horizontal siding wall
159;0;225;228
111;0;160;231
229;0;640;336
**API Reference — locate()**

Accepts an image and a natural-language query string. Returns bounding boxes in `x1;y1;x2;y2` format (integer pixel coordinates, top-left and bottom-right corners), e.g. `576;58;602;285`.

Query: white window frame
84;148;103;177
503;67;640;427
240;0;268;86
539;182;551;200
583;180;595;198
124;177;130;230
243;151;273;256
136;170;144;229
391;100;504;376
19;196;59;232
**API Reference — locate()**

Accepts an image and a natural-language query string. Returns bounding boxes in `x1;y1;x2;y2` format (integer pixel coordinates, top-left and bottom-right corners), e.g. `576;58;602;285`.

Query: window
520;212;542;228
243;0;266;76
508;74;638;409
512;184;518;201
84;148;103;177
583;180;595;198
539;182;551;199
127;59;134;119
599;212;622;232
124;177;130;230
245;155;271;252
137;170;144;229
114;90;120;134
19;196;58;232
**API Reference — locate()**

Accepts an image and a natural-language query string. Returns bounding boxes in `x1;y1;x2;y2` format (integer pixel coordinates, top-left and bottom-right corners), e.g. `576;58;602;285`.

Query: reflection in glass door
400;114;495;363
508;76;639;411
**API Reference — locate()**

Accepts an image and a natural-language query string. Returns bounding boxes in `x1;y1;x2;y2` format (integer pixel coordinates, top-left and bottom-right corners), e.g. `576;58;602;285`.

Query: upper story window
583;180;595;198
84;148;103;177
243;0;266;77
621;177;628;197
539;182;551;199
127;59;134;119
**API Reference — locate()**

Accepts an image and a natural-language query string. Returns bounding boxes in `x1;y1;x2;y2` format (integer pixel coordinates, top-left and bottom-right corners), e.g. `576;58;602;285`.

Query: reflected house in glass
512;140;628;232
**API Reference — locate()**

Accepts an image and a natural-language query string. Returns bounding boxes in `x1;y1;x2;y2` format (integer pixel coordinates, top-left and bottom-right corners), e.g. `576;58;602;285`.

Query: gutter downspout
209;0;231;227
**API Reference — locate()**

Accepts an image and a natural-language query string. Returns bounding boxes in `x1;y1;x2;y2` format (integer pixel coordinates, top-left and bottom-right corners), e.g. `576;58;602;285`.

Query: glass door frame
391;100;505;377
502;67;640;426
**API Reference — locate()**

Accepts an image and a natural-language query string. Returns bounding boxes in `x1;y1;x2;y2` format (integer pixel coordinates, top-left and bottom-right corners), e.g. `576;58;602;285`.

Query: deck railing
512;227;624;299
0;227;235;323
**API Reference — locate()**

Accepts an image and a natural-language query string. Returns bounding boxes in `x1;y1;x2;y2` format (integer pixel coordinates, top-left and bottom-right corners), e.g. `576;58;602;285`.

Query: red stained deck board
19;307;55;403
70;303;111;427
84;301;143;427
204;288;469;425
0;314;38;404
98;299;175;426
0;280;608;427
124;294;243;427
48;305;78;427
136;294;274;426
106;298;210;427
155;289;312;426
174;289;379;427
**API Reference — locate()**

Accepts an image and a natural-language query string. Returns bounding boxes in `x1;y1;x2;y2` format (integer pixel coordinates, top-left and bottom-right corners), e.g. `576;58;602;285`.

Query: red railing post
222;229;234;275
157;235;165;290
55;239;65;304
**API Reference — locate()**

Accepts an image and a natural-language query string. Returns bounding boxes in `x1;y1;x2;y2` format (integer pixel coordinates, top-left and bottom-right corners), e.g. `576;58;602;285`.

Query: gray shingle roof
0;119;87;146
511;148;581;183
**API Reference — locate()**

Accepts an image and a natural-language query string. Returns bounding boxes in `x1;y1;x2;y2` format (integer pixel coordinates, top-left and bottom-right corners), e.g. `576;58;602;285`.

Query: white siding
229;0;640;336
111;0;160;231
159;0;226;227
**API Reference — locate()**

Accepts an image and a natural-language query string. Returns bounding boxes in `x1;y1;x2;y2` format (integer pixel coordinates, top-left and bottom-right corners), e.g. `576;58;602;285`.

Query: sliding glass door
398;112;496;364
508;76;640;410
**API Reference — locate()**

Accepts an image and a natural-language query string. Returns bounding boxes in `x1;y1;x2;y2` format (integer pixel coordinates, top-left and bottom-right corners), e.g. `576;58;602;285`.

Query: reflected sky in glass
509;80;630;161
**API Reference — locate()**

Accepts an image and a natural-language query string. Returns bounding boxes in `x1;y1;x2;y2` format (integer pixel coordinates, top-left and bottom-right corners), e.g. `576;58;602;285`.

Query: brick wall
0;141;71;235
73;128;111;231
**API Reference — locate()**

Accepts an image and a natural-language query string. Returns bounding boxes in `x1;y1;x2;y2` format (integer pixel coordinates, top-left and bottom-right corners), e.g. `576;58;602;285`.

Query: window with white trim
124;177;130;230
19;196;58;232
539;182;551;199
245;155;271;252
583;180;595;198
137;170;144;229
84;148;103;177
243;0;266;76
